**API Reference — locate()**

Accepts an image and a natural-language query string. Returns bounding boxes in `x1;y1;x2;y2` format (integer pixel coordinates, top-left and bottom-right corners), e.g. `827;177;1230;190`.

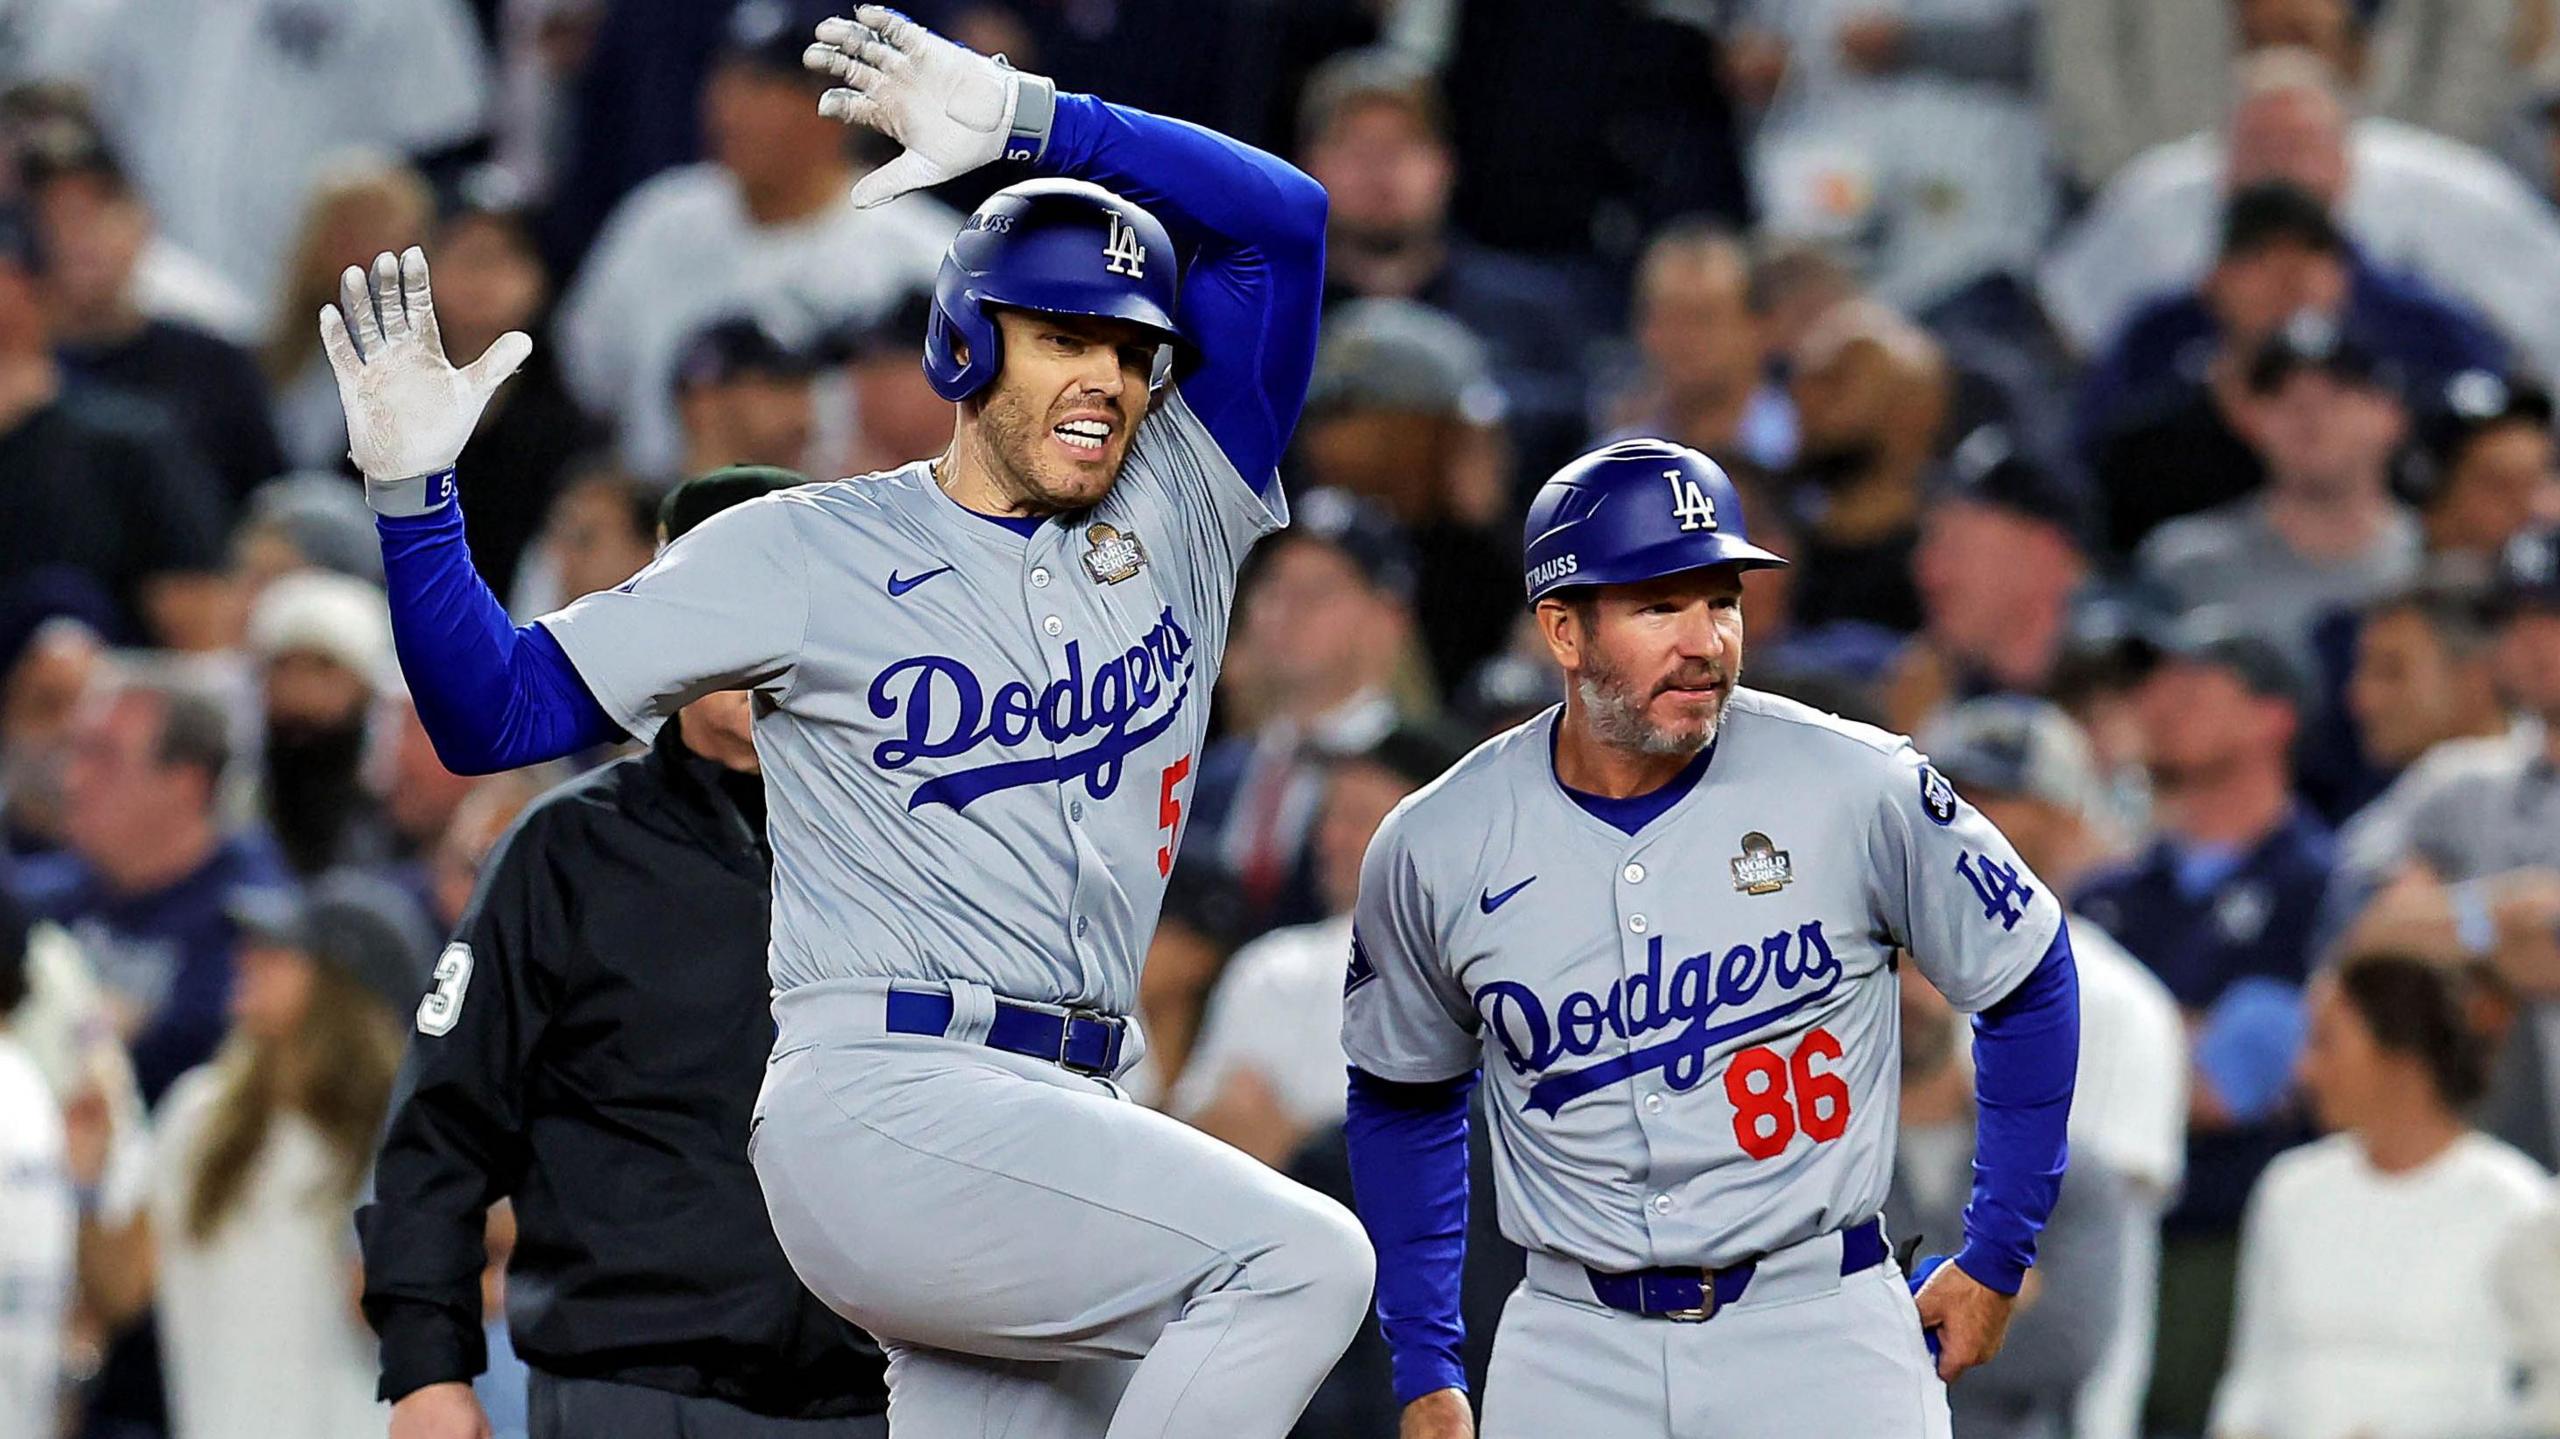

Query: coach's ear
1535;596;1583;672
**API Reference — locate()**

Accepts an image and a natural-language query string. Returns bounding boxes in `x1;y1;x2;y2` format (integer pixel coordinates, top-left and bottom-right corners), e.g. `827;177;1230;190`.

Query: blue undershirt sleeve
1037;93;1327;493
378;489;621;774
1955;924;2080;1295
1345;1065;1475;1406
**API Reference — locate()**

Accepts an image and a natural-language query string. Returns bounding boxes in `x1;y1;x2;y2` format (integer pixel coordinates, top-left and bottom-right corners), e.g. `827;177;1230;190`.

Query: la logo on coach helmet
1667;469;1719;533
1104;212;1148;278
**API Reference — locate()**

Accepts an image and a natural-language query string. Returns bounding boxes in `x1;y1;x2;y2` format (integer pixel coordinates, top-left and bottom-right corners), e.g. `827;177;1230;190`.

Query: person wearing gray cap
1916;698;2190;1439
67;868;433;1439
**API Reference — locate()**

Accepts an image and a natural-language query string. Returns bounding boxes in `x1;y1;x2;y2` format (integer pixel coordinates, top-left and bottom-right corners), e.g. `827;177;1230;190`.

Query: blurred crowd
1;1;2559;1438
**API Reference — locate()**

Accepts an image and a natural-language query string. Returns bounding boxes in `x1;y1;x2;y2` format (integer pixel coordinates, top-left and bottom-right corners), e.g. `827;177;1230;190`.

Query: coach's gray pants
525;1372;890;1439
750;980;1374;1439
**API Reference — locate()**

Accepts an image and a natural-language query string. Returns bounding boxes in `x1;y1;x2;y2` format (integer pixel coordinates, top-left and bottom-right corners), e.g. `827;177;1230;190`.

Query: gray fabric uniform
542;394;1376;1438
2136;498;2422;661
1343;692;2062;1435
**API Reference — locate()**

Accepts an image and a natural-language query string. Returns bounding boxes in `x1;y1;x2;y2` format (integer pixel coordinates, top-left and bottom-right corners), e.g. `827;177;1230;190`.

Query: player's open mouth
1053;418;1113;453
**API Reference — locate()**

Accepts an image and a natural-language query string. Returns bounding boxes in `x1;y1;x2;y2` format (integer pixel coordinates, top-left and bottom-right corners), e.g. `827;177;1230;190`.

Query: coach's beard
1579;651;1735;757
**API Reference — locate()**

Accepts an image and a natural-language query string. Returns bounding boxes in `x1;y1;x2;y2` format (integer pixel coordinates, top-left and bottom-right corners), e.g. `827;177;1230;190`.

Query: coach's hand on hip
804;5;1045;207
1913;1259;2018;1382
318;246;532;515
1400;1387;1474;1439
389;1381;493;1439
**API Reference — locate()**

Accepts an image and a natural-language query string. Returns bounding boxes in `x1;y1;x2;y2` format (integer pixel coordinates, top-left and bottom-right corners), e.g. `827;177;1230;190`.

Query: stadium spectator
2138;315;2422;660
1;614;99;858
1192;489;1421;937
245;573;397;878
2344;588;2508;781
2499;1178;2560;1434
435;175;605;606
826;291;945;481
26;122;288;511
1297;47;1595;478
1781;298;1949;635
1294;298;1519;693
0;889;70;1439
2210;952;2548;1439
2408;369;2560;585
511;465;660;617
1174;729;1456;1167
71;871;430;1439
553;0;948;476
1734;0;2055;313
7;667;290;1103
373;697;477;902
260;155;438;473
671;315;818;479
2044;48;2560;382
2074;619;2335;1434
2083;182;2501;551
1890;428;2092;735
2040;0;2233;188
229;474;388;629
1919;697;2189;1439
88;0;489;322
1597;221;1796;475
427;771;552;937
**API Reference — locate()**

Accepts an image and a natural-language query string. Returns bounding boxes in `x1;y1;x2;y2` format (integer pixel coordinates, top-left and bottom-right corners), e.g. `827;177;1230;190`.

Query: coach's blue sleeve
378;486;622;774
1956;924;2079;1296
1345;1065;1473;1405
1038;94;1326;493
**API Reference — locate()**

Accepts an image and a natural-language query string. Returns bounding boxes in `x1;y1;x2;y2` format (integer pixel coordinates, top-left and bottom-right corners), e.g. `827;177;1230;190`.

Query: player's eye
1118;345;1152;370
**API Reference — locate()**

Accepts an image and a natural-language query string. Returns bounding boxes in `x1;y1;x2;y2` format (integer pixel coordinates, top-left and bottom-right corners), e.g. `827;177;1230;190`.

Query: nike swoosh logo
886;565;955;597
1480;876;1536;914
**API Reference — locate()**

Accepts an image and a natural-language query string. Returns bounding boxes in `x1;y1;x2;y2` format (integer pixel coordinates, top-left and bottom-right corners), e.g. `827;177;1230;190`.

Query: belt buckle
1057;1008;1116;1075
1661;1268;1717;1323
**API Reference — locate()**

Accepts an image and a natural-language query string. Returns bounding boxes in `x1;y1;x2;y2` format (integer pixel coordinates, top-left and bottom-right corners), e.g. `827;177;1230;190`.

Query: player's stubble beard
967;379;1134;515
1576;644;1737;757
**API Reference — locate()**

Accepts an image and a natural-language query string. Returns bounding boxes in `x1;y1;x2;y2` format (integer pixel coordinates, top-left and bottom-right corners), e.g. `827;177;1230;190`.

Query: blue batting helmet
1521;438;1787;604
922;178;1193;402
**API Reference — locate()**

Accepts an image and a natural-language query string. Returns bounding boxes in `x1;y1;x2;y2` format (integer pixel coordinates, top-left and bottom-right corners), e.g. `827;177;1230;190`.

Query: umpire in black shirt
359;468;888;1439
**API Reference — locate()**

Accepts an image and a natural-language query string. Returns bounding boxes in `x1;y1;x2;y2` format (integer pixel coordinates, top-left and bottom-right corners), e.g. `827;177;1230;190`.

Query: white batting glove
803;6;1056;209
319;247;532;516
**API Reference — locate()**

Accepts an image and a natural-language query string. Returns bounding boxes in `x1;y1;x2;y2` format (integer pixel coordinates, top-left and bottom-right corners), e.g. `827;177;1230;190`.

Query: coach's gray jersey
541;390;1283;1016
1343;690;2059;1272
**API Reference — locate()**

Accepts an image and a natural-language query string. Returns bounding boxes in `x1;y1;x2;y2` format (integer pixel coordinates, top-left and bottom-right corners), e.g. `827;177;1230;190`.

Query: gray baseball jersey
1343;690;2060;1272
541;390;1282;1016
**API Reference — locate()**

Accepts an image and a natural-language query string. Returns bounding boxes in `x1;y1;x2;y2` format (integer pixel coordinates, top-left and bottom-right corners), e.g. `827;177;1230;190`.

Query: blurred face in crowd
60;688;211;866
1316;758;1417;917
545;475;658;603
1914;500;2080;662
2136;660;2290;786
428;212;546;365
33;171;147;334
1964;788;2069;881
0;256;49;355
705;63;842;197
263;649;371;734
1544;568;1747;757
2430;421;2560;557
1;621;102;843
2227;84;2351;208
1236;537;1403;712
2246;369;2404;498
432;774;540;932
681;368;816;473
965;310;1156;513
376;699;472;847
2205;239;2349;349
2297;971;2398;1135
2347;608;2473;768
230;939;317;1044
851;349;951;470
1638;239;1764;407
2501;604;2560;722
1304;97;1453;251
1297;409;1501;526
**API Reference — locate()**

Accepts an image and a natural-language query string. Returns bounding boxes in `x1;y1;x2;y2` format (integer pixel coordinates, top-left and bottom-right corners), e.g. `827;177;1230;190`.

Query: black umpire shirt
359;723;888;1418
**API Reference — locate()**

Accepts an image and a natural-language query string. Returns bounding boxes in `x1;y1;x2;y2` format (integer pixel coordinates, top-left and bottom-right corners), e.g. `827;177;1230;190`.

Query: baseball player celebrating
1342;439;2081;1438
319;9;1373;1436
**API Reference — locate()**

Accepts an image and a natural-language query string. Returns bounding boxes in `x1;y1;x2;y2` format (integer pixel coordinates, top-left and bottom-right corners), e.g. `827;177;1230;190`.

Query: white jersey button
1650;1193;1673;1215
1042;615;1064;636
1622;863;1646;884
1031;567;1052;588
1075;915;1090;936
1628;914;1649;934
1642;1093;1665;1114
1070;801;1085;821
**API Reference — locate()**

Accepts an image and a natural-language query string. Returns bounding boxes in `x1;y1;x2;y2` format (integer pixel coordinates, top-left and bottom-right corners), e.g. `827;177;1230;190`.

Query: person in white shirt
552;0;950;478
2043;47;2560;382
0;894;73;1439
86;0;488;326
2211;950;2551;1439
71;872;430;1439
1174;728;1460;1168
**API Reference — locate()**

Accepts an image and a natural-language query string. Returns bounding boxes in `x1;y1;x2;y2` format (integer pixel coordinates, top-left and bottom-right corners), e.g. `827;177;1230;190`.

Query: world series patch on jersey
1342;689;2060;1273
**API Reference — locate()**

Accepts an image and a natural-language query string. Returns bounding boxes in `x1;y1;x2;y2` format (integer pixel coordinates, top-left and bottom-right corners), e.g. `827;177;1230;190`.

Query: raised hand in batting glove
319;247;531;515
802;6;1056;208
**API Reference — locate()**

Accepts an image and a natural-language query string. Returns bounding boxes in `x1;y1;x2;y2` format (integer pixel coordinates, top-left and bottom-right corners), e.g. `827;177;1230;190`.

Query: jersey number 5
1725;1027;1852;1160
1156;754;1193;877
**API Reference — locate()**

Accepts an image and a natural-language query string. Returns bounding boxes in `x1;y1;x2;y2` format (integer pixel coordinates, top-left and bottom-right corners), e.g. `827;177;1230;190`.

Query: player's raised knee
1265;1189;1377;1331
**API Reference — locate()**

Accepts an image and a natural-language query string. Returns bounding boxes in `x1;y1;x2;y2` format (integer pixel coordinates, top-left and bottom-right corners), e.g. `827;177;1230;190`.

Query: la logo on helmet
1666;469;1719;533
1104;213;1148;278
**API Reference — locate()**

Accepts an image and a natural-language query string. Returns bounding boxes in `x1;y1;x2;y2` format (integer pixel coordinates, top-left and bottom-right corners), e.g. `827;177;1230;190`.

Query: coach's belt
1567;1216;1888;1322
883;989;1127;1076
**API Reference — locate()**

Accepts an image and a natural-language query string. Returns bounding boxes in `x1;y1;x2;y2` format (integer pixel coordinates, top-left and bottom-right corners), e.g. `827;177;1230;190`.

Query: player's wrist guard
367;467;459;519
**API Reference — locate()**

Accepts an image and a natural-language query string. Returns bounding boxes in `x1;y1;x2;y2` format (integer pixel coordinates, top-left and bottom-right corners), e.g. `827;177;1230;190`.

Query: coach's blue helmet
1521;438;1787;604
922;178;1195;402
